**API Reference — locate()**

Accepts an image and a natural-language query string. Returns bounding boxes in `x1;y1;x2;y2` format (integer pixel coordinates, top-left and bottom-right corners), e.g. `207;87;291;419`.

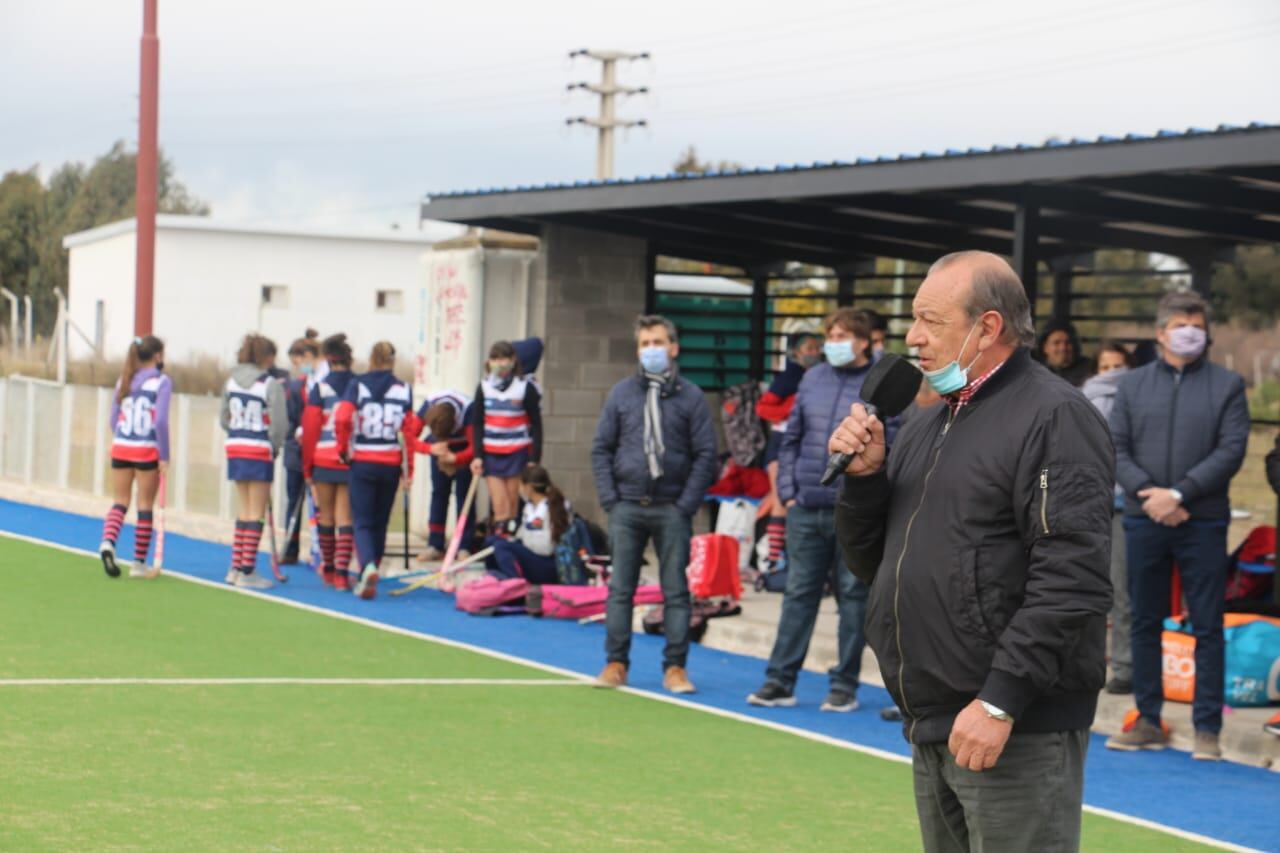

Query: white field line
0;677;588;687
0;528;1259;853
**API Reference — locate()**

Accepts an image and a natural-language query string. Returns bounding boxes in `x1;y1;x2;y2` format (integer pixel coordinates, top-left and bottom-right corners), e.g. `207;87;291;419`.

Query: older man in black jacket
833;251;1113;853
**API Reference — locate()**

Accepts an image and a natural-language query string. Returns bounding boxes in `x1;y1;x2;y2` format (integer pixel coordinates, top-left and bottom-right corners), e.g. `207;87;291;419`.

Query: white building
62;215;434;364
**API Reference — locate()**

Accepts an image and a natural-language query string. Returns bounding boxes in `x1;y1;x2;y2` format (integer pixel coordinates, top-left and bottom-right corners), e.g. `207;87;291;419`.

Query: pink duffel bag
527;584;664;620
456;575;530;614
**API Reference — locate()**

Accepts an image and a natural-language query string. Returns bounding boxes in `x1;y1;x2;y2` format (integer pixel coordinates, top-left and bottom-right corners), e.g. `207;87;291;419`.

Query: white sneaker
354;563;379;600
234;571;274;591
129;561;158;579
224;566;239;584
100;541;120;578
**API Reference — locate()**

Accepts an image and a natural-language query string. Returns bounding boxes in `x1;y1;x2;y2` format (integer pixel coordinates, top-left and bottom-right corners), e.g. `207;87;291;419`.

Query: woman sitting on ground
484;465;569;584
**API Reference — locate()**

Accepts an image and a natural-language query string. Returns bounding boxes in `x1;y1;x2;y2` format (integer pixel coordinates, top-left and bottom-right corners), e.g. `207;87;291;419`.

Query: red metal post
134;0;159;336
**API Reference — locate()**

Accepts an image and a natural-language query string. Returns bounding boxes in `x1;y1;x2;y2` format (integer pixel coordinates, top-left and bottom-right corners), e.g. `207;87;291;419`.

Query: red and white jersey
309;371;353;470
224;373;274;462
481;376;534;455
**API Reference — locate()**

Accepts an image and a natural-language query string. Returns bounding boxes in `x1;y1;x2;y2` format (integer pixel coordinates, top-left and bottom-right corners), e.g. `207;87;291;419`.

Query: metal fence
0;375;280;523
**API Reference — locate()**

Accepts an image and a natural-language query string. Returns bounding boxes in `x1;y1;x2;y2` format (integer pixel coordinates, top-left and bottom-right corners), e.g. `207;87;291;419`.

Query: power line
564;49;650;180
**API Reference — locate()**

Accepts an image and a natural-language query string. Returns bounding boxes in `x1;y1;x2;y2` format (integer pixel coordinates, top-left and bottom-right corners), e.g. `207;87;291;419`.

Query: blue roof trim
425;122;1278;200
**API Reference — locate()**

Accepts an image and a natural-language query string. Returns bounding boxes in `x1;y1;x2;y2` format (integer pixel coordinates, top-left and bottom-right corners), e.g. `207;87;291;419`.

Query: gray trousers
912;730;1089;853
1109;512;1132;681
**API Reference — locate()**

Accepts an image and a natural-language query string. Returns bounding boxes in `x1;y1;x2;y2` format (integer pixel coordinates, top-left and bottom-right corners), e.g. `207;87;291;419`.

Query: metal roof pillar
1014;192;1041;320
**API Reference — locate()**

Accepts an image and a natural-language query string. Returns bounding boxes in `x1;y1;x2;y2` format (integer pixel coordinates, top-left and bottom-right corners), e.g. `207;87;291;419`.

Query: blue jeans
1125;515;1227;733
764;504;868;694
429;457;475;552
485;537;558;584
349;462;401;569
605;501;693;671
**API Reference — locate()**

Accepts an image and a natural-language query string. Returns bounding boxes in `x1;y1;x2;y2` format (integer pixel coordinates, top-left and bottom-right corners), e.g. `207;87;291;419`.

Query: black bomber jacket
836;348;1115;745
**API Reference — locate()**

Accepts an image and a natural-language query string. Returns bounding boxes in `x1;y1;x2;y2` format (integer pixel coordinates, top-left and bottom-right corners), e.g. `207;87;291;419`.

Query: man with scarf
592;314;717;694
1105;291;1250;761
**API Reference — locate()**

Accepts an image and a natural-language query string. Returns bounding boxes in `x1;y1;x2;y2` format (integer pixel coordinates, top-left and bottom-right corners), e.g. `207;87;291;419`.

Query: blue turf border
3;498;1276;851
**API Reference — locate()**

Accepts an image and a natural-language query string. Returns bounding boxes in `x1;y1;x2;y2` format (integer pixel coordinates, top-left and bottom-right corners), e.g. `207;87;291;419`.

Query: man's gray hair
1156;290;1211;330
929;251;1036;347
634;314;679;343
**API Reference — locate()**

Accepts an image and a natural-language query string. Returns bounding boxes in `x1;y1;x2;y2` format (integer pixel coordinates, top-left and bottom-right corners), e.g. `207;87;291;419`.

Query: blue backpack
554;516;596;585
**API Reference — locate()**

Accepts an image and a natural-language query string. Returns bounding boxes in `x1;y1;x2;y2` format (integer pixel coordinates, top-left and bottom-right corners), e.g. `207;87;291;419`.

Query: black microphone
819;353;923;486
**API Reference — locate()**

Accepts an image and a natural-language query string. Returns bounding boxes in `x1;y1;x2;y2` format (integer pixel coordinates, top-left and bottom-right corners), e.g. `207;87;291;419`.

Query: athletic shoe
334;571;351;592
880;706;904;722
100;541;120;579
1105;718;1167;751
415;547;445;563
354;563;379;600
234;571;274;591
820;689;859;713
596;662;627;688
128;561;157;579
224;566;238;585
1104;677;1133;695
747;682;796;708
321;569;337;587
1264;712;1280;738
663;666;696;695
1192;731;1222;762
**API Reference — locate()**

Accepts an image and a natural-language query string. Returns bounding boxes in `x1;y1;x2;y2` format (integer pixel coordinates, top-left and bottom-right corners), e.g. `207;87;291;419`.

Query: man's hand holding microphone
828;404;886;478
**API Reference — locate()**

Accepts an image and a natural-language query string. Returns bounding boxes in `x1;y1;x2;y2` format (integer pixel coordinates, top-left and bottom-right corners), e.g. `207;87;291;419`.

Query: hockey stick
150;472;166;577
390;545;494;596
437;472;480;594
265;500;288;582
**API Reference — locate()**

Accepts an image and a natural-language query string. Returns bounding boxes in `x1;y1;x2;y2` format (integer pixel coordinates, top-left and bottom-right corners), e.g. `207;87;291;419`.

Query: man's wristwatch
1169;488;1184;504
980;701;1014;724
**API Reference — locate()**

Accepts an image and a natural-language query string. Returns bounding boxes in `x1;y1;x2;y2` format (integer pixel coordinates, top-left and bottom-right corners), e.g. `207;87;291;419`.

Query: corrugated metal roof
426;122;1276;201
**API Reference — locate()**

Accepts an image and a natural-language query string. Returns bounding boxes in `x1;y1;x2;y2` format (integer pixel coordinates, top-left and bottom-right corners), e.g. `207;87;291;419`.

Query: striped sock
102;504;127;546
336;526;354;574
767;518;786;564
232;521;249;571
318;524;336;572
134;511;154;564
241;522;265;574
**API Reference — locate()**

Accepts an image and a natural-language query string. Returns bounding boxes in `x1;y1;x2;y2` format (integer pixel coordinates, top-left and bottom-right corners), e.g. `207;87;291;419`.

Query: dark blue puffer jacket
591;369;718;517
778;360;899;508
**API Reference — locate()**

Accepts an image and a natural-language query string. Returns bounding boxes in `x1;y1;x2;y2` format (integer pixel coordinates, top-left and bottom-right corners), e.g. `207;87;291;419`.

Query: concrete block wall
535;225;648;523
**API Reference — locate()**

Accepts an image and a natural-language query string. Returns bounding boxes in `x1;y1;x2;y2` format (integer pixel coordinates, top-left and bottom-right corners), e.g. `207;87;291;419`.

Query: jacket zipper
894;406;959;743
1039;469;1050;535
1165;370;1181;487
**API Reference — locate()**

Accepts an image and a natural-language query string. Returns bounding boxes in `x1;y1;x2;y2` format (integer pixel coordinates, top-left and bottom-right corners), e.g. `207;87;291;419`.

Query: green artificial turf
0;537;1209;850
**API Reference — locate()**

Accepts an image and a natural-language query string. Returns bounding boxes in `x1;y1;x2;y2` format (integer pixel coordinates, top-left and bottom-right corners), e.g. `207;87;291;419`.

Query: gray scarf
642;369;669;480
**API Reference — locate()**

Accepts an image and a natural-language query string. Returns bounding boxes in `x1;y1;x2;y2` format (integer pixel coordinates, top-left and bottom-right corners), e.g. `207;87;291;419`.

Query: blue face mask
823;340;855;368
640;346;671;374
922;322;982;395
300;363;314;377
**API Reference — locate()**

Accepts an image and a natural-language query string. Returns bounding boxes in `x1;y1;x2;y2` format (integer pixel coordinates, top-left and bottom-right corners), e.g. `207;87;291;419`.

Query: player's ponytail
521;464;569;544
117;335;164;404
369;341;396;370
322;332;353;368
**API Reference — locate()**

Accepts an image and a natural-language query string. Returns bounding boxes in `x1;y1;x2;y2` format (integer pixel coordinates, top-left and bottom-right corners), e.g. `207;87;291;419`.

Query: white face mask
1166;325;1207;360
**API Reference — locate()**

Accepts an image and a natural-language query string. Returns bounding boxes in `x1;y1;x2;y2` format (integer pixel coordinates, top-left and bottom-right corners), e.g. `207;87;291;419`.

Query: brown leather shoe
663;666;696;695
596;662;627;688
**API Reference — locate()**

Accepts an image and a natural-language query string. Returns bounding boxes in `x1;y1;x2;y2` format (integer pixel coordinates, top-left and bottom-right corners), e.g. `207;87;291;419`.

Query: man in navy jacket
748;308;896;712
1105;291;1250;761
592;315;717;695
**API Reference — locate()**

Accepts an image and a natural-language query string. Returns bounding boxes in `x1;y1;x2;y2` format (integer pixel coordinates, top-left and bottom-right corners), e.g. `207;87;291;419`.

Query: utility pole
565;49;649;180
134;0;160;336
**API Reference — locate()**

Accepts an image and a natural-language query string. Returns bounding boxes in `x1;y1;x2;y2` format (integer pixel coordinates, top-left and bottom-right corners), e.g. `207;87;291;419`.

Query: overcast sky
2;0;1276;237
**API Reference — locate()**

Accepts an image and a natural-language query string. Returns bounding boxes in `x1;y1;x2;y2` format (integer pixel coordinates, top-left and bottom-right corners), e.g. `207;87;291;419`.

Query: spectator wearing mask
1105;291;1250;761
592;315;717;695
834;252;1113;852
281;331;320;564
756;332;822;570
1082;341;1135;695
1035;319;1094;387
747;308;894;713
